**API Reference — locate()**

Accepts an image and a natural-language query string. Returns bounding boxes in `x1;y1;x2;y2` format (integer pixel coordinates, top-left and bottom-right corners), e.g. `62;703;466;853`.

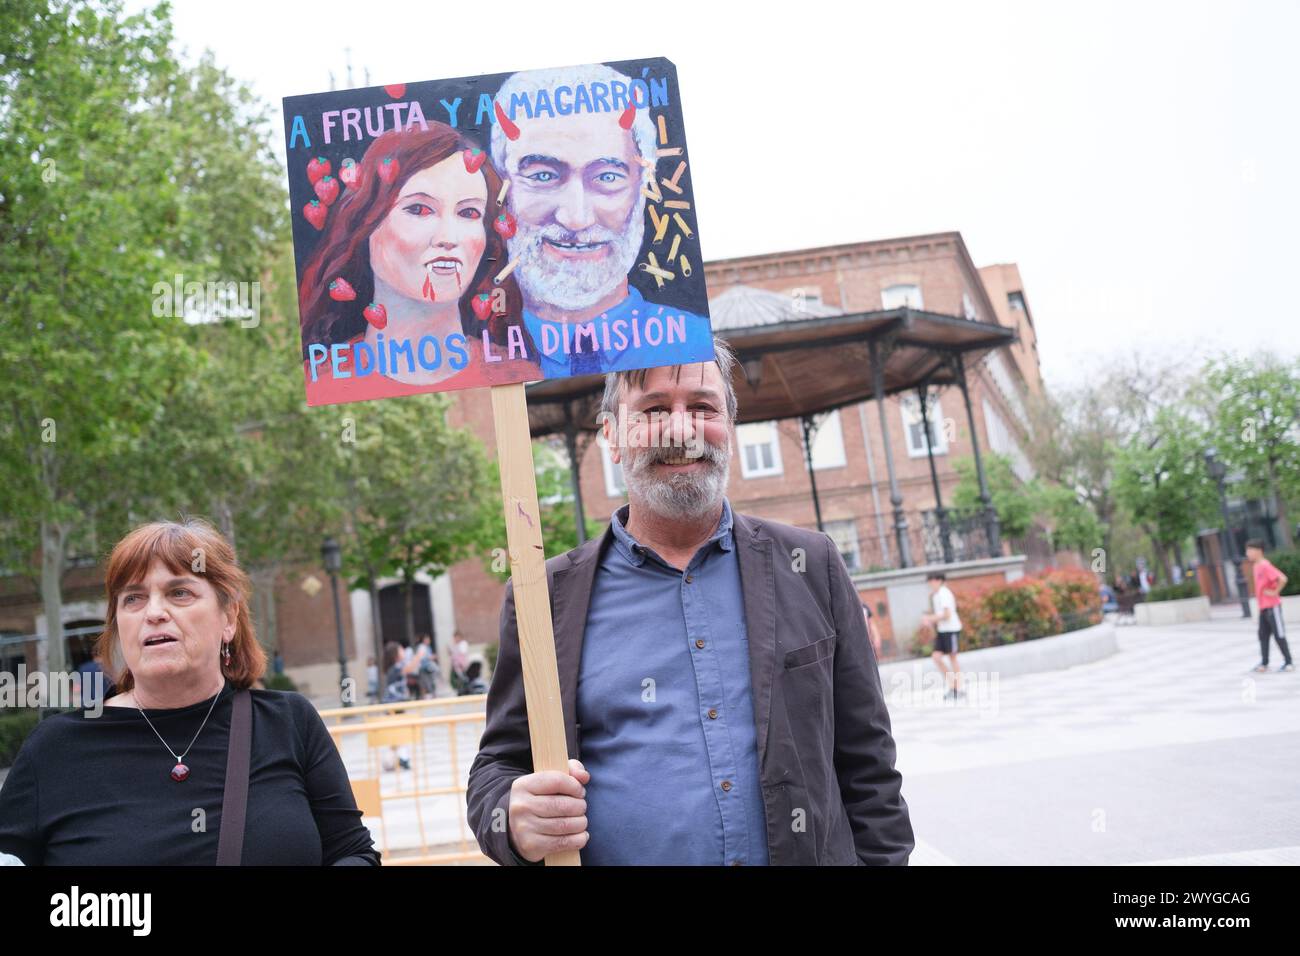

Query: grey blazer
466;509;915;865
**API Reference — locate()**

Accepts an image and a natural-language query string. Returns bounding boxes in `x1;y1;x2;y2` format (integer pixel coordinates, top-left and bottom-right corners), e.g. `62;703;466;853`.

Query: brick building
443;231;1058;665
2;231;1060;692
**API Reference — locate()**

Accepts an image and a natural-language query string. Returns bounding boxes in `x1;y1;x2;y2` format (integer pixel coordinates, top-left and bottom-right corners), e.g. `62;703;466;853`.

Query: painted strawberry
328;277;356;301
462;147;486;173
338;157;361;189
306;156;331;185
363;302;387;330
303;200;327;230
492;211;517;239
314;175;340;206
384;84;406;99
470;292;494;321
377;156;399;185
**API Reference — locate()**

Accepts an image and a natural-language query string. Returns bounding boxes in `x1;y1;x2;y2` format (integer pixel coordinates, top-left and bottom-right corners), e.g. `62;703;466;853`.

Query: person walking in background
450;631;470;695
366;656;379;705
921;571;964;700
1246;539;1293;673
381;641;412;770
416;634;439;699
401;643;421;700
862;602;883;661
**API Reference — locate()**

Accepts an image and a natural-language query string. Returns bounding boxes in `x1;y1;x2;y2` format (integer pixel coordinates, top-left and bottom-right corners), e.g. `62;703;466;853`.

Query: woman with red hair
299;122;540;404
0;519;379;865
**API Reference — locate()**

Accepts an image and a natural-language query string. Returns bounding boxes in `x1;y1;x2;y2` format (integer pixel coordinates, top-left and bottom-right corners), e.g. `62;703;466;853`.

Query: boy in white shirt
921;571;964;700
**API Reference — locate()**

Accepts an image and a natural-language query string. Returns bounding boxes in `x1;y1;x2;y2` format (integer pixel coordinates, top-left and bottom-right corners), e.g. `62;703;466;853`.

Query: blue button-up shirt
521;286;716;379
576;498;770;865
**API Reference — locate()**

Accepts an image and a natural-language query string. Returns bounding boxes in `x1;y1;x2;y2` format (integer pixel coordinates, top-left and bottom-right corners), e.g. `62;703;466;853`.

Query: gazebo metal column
870;339;912;567
954;352;1001;555
800;414;826;533
916;384;954;564
562;402;588;545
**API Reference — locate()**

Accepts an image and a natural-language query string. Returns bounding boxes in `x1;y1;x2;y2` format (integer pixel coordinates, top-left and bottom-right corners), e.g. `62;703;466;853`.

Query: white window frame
824;519;861;571
901;393;948;458
805;409;846;471
882;283;924;310
738;420;783;478
597;433;627;498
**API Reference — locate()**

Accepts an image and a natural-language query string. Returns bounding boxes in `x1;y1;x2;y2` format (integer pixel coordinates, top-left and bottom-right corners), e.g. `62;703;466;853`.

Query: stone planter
1132;595;1211;626
877;619;1118;684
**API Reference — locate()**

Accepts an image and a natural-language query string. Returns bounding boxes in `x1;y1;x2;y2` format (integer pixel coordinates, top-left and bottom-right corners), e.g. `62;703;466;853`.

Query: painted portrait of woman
299;122;540;404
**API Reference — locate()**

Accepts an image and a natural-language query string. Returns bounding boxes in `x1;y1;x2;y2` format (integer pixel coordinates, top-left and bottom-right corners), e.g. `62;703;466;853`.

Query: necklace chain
135;684;224;764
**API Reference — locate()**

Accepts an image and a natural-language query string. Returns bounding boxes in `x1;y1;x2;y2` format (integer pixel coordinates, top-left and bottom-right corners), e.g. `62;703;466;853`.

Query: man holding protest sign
284;57;910;866
467;339;915;866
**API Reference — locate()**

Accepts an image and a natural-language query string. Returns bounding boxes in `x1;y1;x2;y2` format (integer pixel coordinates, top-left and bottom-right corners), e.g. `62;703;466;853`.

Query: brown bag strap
216;689;252;866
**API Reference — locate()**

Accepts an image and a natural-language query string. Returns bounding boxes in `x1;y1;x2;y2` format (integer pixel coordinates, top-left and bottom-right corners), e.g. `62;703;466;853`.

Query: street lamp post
1204;450;1251;619
321;537;352;705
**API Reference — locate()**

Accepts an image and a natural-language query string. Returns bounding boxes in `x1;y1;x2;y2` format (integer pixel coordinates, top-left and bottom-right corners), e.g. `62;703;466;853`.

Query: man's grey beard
621;437;730;521
506;206;646;312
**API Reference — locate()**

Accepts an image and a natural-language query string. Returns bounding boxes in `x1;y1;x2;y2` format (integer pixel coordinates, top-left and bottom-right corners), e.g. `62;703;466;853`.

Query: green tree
952;453;1035;540
1112;408;1219;582
484;436;605;583
1034;482;1104;556
1202;355;1300;548
334;395;502;653
0;0;286;674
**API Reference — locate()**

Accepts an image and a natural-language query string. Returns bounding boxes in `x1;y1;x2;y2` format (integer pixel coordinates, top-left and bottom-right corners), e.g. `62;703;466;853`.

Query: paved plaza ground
349;605;1297;864
9;607;1287;866
897;607;1300;865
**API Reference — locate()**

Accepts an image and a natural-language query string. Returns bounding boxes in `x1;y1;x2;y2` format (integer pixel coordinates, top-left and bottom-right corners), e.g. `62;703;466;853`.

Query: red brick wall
273;563;360;666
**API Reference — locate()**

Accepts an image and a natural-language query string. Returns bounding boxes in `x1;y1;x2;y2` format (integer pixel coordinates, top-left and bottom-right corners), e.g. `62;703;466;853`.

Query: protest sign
283;57;715;404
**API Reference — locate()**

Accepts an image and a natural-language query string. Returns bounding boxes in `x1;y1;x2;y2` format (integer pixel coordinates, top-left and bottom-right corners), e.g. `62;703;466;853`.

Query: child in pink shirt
1246;539;1292;673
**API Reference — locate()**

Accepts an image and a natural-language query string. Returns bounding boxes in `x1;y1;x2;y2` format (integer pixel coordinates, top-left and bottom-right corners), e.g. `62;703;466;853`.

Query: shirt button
720;780;732;792
685;574;694;583
695;639;705;649
708;708;718;719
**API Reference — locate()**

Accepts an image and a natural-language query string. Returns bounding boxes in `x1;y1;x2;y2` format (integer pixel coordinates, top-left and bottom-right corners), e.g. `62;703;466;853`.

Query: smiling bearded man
467;337;915;867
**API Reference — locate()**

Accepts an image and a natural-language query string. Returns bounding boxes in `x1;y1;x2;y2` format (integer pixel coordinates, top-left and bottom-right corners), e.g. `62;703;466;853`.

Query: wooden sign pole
489;382;582;866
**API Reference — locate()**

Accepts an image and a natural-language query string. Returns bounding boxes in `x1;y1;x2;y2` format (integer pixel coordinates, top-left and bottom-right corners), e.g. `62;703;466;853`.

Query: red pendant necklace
134;684;224;782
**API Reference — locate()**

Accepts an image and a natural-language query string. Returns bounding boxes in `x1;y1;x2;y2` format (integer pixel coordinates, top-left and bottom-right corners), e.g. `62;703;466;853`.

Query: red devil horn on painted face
618;103;636;130
494;101;520;141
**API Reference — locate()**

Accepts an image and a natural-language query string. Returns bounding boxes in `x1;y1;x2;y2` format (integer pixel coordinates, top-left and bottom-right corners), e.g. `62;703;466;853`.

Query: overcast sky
149;0;1299;390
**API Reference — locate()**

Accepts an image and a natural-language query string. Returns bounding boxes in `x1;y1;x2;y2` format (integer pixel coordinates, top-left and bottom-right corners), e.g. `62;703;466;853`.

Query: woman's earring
222;642;232;664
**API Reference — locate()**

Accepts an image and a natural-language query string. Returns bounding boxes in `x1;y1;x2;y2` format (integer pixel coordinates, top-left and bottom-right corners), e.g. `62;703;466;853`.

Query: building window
1007;291;1026;311
824;520;862;571
805;409;846;470
738;421;783;478
900;392;948;458
962;292;977;321
882;283;923;310
598;434;627;498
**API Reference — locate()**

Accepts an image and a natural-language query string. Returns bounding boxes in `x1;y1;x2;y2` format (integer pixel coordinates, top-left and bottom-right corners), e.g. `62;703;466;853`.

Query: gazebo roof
524;284;1018;437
